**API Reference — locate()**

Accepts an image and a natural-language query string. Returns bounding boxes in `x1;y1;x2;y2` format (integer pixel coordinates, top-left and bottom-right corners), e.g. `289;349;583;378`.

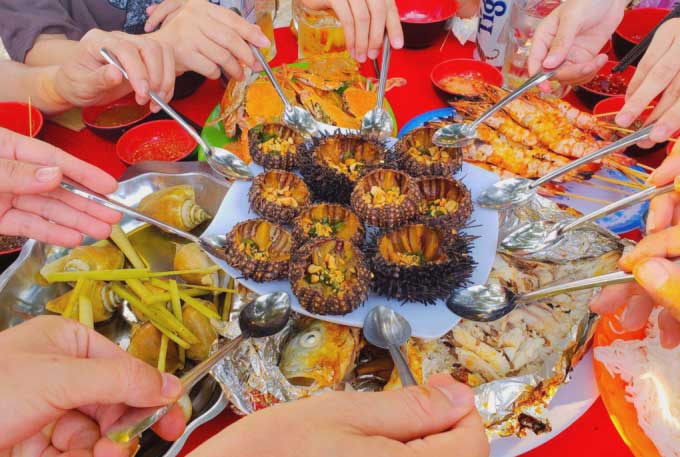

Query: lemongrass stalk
148;278;235;294
46;265;221;283
157;334;169;372
179;292;221;321
78;280;94;328
110;224;146;269
168;280;185;368
125;278;156;304
222;277;235;320
146;288;209;304
63;278;84;319
182;284;238;293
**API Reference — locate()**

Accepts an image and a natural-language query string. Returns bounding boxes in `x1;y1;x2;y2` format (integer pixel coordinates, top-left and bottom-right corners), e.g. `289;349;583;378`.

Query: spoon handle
250;45;292;108
560;182;675;234
531;124;654;188
99;48;212;154
375;36;391;111
388;344;417;387
471;69;557;129
60;180;202;245
105;335;244;444
162;394;228;457
517;270;635;304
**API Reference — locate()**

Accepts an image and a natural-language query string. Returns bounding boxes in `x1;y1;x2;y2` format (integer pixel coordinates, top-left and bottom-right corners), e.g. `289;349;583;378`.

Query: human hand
615;18;680;145
0;128;122;247
0;315;186;456
643;152;680;233
150;0;270;81
191;374;489;457
145;0;187;32
590;225;680;348
53;29;176;112
528;0;627;86
300;0;404;62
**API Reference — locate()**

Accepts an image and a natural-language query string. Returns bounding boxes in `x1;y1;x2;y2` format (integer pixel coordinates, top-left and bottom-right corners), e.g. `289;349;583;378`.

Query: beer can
474;0;515;67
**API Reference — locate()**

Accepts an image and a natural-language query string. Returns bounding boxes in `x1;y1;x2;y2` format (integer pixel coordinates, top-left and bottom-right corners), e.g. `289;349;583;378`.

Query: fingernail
621;296;646;330
616;112;634;127
544;54;560;67
35;167;60;182
652;125;671;142
256;36;271;48
358;53;367;63
634;259;670;290
367;49;378;60
434;380;472;407
394;37;404;49
161;373;182;399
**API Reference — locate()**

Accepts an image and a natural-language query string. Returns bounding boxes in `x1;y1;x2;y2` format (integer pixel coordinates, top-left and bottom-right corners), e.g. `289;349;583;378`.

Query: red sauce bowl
116;120;197;165
594;96;661;157
613;8;669;64
573;61;636;110
0;102;43;137
82;94;153;141
397;0;458;49
431;58;503;99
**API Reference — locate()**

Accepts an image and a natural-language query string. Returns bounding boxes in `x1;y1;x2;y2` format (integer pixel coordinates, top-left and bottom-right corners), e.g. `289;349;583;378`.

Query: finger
331;0;357;58
48;187;122;225
135;38;164;98
51;411;100;452
366;0;387;60
151;404;186;441
11;194;113;240
620;293;654;331
201;17;256;69
626;21;675;98
145;0;181;32
349;0;371;62
634;257;680;324
554;54;608;86
543;13;579;69
209;6;270;48
589;283;636;315
104;40;150;105
620;224;680;271
658;308;680;348
649;147;680;186
650;99;680;144
385;0;403;49
160;44;176;103
93;438;134;457
0;209;83;246
0;158;61;194
180;51;221;80
528;10;559;76
196;35;244;81
407;409;490;457
646;190;680;233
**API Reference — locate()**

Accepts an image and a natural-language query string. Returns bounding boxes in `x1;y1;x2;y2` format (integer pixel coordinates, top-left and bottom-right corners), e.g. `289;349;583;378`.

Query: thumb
634;257;680;323
94;64;124;91
339;374;476;442
543;16;579;68
0;159;62;194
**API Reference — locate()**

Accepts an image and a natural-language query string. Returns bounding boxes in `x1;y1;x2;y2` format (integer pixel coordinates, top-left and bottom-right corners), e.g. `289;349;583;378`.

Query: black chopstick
612;3;680;73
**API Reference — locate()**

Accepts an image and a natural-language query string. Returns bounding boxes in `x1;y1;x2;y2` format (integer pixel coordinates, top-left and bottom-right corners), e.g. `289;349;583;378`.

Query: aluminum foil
211;194;628;437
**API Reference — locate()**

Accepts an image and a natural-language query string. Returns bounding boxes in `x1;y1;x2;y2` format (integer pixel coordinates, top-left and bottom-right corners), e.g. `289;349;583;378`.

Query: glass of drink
293;0;346;58
255;0;277;61
501;0;563;94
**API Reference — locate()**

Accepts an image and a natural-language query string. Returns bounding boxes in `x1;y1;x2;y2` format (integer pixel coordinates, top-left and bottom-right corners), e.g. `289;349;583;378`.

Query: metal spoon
477;124;655;209
61;180;229;260
105;291;291;443
501;182;676;256
448;270;637;322
363;305;417;386
432;68;558;148
99;48;252;181
361;36;393;138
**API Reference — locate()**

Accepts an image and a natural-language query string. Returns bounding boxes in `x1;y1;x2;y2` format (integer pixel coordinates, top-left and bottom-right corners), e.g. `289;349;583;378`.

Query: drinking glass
293;0;346;58
218;0;277;61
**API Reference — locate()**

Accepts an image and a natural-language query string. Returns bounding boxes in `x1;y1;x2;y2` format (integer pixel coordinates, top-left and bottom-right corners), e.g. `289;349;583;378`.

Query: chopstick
612;3;680;73
553;191;613;205
594;106;655;118
592;174;647;190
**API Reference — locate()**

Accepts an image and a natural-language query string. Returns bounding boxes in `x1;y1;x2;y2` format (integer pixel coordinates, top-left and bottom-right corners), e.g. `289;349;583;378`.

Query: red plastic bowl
0;102;43;137
594;96;660;157
82;94;152;141
613;8;669;62
573;61;636;109
397;0;458;49
116;120;197;165
431;58;503;98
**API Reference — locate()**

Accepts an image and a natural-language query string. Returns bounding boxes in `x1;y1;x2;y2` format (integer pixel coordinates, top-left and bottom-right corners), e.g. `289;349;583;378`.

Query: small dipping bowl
431;58;503;100
573;61;636;110
0;236;27;271
116;120;197;165
613;8;669;63
82;94;152;141
594;96;660;157
396;0;458;49
0;102;43;137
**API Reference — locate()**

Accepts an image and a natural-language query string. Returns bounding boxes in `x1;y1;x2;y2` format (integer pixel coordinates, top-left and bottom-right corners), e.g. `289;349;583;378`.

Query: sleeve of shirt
0;0;86;62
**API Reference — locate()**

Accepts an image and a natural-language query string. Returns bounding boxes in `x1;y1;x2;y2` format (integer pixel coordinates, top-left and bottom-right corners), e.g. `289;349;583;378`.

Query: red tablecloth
41;28;638;457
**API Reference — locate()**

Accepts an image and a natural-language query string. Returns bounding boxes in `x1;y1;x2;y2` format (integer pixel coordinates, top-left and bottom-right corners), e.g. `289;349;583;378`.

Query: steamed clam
45;281;121;323
183;300;218;361
137;185;211;232
40;242;125;279
128;321;182;372
174;243;218;288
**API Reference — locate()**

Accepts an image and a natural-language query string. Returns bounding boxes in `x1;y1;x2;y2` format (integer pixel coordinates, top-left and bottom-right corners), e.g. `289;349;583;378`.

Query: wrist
29;66;73;115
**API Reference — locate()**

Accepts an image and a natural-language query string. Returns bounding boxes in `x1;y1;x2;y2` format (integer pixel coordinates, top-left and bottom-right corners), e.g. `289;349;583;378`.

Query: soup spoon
99;48;252;181
501;182;676;256
363;305;417;386
432;68;558;149
361;36;394;138
448;270;636;322
476;124;654;209
105;291;291;443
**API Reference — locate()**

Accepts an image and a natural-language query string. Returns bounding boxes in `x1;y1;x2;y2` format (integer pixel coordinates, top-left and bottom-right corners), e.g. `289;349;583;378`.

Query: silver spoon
363;305;417;386
477;124;655;209
501;182;676;256
61;180;229;260
432;68;558;148
448;270;637;322
99;48;252;181
361;36;393;138
105;291;291;443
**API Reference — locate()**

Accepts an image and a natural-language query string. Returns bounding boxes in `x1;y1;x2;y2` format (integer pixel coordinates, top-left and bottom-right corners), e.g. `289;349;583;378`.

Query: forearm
24;35;80;67
0;62;71;115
